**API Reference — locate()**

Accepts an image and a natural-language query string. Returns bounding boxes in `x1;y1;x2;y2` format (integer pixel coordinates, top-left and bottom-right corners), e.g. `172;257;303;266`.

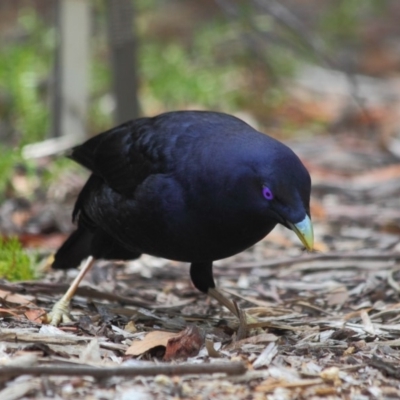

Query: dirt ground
1;125;400;399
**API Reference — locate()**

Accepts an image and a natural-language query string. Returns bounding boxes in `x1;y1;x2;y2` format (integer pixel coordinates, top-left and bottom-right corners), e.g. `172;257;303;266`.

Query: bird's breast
117;205;275;262
93;174;276;262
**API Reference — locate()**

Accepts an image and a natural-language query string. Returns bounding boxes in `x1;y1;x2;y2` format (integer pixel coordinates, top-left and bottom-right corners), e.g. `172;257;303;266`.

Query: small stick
0;362;246;379
231;251;400;270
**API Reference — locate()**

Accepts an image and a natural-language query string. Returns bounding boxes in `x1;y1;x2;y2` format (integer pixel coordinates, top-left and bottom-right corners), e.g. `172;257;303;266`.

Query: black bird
47;111;313;325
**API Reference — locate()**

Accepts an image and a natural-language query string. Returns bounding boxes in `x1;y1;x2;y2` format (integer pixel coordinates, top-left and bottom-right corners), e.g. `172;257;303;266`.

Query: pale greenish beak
287;214;314;251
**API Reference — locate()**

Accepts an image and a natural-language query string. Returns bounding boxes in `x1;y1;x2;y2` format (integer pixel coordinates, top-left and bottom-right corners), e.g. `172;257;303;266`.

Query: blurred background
1;0;400;279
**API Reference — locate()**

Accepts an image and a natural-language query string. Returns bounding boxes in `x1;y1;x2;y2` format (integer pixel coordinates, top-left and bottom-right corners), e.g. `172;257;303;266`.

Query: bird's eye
262;186;274;200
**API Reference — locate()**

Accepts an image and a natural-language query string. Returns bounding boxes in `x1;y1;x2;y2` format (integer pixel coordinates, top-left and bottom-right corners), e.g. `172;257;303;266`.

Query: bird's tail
52;227;93;269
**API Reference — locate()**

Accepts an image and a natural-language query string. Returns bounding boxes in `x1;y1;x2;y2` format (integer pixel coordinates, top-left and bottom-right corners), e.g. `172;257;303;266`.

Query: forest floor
2;71;400;399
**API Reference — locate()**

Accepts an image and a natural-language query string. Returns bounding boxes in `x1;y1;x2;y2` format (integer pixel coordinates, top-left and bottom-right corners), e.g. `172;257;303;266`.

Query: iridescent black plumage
53;111;312;295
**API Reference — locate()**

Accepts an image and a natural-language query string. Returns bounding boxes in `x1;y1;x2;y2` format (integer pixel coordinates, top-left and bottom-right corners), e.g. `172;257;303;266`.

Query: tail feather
52;227;142;269
52;228;93;269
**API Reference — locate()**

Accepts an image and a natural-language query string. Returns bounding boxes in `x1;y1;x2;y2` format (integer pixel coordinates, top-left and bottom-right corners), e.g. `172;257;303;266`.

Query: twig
230;252;400;270
0;362;246;379
0;282;152;308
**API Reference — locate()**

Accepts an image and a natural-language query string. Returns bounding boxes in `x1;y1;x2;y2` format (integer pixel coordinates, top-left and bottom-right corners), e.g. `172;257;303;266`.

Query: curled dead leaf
163;325;204;361
205;339;222;358
126;331;178;356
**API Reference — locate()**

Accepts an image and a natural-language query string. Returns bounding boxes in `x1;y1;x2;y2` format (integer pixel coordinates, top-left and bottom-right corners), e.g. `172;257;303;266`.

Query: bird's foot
238;310;264;337
44;298;73;326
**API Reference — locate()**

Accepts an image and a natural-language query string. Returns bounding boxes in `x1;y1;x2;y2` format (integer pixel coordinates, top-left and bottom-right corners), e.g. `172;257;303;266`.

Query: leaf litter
3;90;400;399
1;145;400;399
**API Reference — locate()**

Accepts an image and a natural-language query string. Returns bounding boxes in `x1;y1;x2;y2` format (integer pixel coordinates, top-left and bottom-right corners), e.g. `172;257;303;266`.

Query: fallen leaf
205;339;222;358
163;325;204;361
126;331;178;356
0;290;34;306
24;308;46;323
124;321;137;333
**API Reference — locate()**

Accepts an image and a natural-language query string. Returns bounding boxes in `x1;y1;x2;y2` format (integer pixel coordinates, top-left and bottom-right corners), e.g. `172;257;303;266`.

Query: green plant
0;146;20;197
0;9;53;145
0;236;35;281
0;146;42;200
139;20;247;112
319;0;386;45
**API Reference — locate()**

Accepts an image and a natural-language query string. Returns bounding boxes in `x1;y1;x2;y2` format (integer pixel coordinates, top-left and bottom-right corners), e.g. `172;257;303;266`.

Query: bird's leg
45;256;96;326
190;263;239;317
190;262;258;327
207;287;259;325
207;287;239;316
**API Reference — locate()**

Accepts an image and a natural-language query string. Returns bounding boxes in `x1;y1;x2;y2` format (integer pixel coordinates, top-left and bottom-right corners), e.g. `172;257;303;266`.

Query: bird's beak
287;214;314;251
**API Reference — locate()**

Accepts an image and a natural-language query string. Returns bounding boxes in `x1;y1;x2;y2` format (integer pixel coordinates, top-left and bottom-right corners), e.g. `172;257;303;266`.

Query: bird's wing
69;119;164;195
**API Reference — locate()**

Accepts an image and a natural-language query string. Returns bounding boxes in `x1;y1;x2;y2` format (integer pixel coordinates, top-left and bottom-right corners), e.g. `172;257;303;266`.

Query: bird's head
261;182;314;251
196;121;314;251
255;144;314;251
231;137;314;251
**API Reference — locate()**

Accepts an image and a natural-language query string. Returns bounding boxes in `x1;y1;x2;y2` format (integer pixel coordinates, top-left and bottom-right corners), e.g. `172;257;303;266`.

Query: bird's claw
236;307;264;338
244;312;258;325
44;298;73;326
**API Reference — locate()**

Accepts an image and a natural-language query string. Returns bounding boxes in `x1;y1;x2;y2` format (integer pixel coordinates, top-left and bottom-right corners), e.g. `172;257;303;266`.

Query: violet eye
262;186;273;200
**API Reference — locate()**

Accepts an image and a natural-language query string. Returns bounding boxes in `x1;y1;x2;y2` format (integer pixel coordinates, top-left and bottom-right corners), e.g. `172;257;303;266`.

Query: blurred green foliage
0;4;303;149
0;236;35;281
0;9;52;146
319;0;386;44
0;146;20;197
140;24;244;111
0;0;393;200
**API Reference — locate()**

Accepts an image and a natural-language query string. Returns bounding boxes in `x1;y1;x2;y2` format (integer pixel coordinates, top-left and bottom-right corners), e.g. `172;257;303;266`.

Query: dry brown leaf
163;325;204;361
24;308;46;323
0;290;34;306
126;331;178;356
124;321;137;333
205;339;222;358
